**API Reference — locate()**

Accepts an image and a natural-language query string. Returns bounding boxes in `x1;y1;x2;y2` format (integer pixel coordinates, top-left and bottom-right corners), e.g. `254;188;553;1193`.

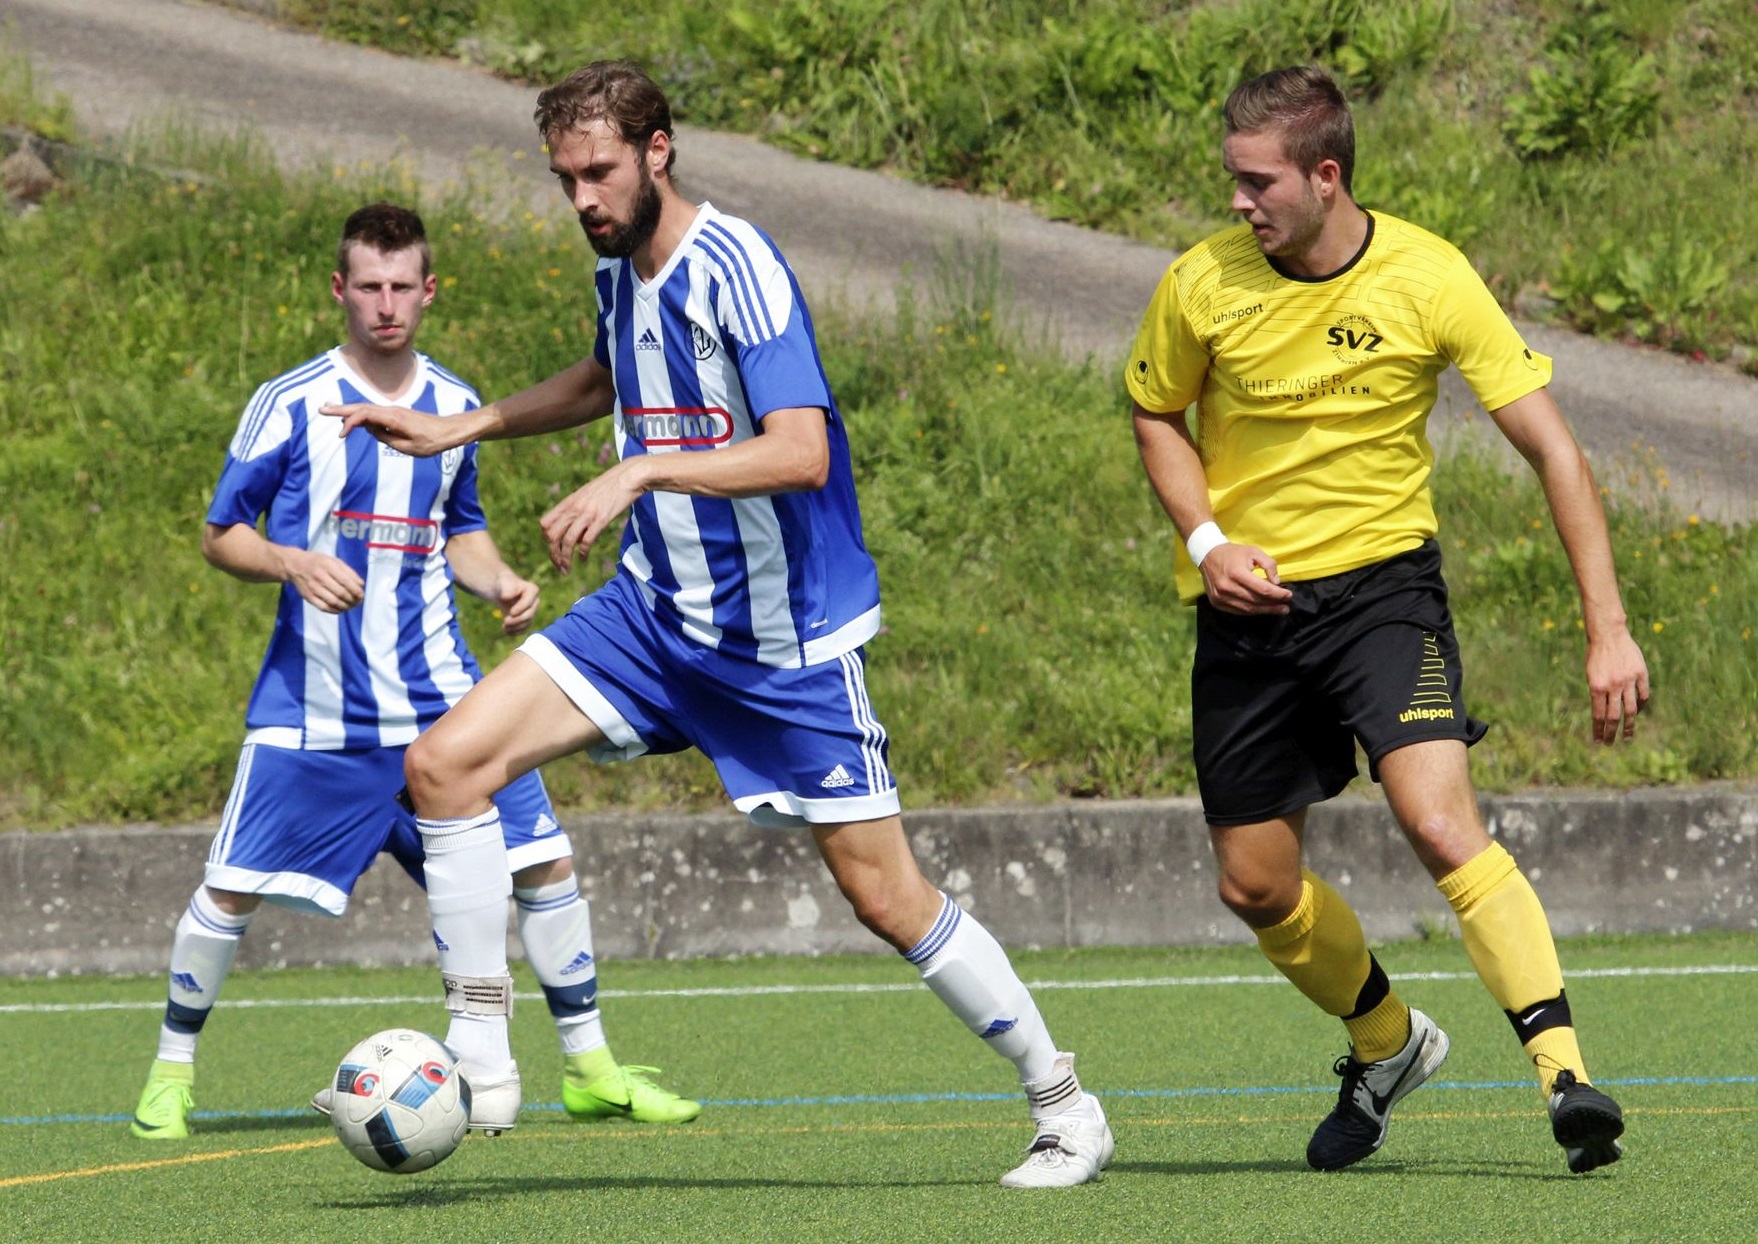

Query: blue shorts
205;743;570;916
519;573;902;829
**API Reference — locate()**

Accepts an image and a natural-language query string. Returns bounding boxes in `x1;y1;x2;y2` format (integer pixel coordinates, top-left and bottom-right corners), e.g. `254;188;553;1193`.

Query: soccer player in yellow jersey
1128;65;1650;1174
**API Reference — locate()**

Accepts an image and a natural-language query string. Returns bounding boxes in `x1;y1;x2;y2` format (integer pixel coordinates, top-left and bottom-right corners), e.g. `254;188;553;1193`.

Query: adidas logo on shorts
819;764;855;789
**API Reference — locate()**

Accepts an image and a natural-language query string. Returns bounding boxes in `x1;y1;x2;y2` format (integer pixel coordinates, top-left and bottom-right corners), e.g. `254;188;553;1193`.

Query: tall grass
0;114;1752;830
248;0;1758;365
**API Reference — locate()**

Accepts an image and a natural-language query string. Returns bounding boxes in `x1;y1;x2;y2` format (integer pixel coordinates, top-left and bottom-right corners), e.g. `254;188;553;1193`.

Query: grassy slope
0;24;1753;828
260;0;1758;363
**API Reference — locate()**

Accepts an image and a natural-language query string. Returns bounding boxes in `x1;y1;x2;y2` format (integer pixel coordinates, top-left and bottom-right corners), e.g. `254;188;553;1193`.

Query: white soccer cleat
463;1061;521;1136
309;1085;333;1117
999;1092;1114;1188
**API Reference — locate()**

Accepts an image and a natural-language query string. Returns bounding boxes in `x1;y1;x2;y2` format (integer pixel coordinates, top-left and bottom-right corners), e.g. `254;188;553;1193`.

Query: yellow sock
1438;842;1586;1094
1256;871;1410;1063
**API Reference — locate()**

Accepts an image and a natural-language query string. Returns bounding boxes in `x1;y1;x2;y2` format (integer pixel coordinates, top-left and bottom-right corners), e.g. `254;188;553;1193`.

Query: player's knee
1217;871;1298;927
403;732;477;809
836;878;919;951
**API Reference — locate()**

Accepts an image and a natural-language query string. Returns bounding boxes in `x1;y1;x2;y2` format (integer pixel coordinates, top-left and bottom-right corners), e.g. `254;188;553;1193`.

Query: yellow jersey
1126;211;1552;602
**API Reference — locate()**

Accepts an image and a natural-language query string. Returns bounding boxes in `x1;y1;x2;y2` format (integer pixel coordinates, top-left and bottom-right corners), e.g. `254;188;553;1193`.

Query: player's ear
422;273;437;306
331;270;346;305
646;129;671;181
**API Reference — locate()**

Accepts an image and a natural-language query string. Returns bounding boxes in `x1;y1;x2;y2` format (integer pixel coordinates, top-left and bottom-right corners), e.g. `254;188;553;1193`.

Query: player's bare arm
1132;402;1292;616
541;405;830;573
444;528;541;635
202;521;364;614
321;357;617;457
1487;386;1651;743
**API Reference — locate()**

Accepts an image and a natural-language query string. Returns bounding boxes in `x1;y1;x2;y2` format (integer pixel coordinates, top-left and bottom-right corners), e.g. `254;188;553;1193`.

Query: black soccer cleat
1307;1008;1450;1171
1548;1070;1624;1173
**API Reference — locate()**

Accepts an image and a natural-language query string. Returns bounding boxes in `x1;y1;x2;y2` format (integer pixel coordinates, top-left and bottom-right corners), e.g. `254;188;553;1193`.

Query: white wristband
1185;521;1228;567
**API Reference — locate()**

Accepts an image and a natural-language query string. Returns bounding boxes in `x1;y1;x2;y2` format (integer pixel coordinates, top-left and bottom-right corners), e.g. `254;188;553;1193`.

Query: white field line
1;962;1754;1015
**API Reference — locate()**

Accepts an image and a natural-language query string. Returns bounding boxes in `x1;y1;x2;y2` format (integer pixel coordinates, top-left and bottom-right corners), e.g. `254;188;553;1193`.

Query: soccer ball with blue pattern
330;1028;470;1173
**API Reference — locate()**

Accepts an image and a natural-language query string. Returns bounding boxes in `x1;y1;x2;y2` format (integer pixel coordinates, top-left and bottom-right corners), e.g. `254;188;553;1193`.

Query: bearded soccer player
1128;65;1648;1174
326;62;1113;1188
130;203;697;1140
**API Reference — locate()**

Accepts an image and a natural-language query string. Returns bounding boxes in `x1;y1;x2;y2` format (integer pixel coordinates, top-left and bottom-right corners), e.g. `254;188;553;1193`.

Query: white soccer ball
329;1028;470;1173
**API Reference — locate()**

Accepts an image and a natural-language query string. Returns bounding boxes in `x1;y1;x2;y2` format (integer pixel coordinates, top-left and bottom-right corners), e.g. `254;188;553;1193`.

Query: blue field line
11;1075;1754;1129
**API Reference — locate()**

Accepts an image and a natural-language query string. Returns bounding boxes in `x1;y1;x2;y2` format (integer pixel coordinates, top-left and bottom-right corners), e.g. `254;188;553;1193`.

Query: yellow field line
0;1137;334;1188
8;1103;1750;1187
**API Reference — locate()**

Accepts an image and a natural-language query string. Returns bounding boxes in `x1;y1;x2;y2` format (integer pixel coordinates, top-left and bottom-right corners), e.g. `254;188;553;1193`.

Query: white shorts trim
203;864;350;918
734;787;902;830
505;831;574;874
519;634;650;762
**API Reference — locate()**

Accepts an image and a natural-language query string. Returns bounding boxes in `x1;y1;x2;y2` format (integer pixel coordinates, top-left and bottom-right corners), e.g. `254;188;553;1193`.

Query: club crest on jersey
441;446;464;474
690;322;718;360
1325;313;1384;365
622;405;735;448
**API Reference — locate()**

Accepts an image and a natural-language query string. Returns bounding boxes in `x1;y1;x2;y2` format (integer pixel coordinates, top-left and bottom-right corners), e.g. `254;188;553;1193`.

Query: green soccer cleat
130;1061;195;1140
561;1057;701;1124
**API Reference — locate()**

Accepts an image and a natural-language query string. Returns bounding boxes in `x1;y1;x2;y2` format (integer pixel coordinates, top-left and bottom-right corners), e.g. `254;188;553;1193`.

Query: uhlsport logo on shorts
1399;631;1457;723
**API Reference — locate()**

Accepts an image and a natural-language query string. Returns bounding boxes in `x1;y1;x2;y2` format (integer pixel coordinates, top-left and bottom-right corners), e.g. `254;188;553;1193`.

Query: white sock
515;876;607;1057
156;888;253;1063
904;892;1059;1085
421;810;514;1073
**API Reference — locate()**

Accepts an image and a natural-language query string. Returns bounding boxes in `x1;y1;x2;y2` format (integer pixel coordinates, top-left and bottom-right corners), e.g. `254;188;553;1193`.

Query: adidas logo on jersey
533;812;560;836
636;327;662;351
820;764;856;789
559;951;595;977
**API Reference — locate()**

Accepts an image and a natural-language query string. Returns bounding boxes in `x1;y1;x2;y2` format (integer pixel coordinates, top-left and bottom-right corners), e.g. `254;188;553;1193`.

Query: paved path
8;0;1755;522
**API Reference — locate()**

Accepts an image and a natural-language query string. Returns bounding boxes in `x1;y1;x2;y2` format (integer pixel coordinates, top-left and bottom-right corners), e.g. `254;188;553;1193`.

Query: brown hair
336;202;430;277
1223;65;1354;194
534;60;676;177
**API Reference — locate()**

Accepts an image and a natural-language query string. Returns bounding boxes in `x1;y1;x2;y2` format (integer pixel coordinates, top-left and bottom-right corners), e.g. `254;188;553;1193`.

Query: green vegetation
0;113;1752;830
247;0;1758;366
5;937;1757;1240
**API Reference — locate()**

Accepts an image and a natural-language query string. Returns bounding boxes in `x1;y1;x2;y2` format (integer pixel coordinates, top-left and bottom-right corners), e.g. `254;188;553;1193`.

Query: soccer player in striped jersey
326;62;1112;1188
130;203;697;1141
1129;65;1649;1174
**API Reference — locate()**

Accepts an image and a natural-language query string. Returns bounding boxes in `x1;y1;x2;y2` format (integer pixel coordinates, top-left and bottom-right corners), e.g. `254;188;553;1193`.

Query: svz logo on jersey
1326;314;1384;365
690;322;718;361
441;446;464;475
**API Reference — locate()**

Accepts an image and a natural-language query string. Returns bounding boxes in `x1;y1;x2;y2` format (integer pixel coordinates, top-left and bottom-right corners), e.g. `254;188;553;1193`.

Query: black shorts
1191;539;1487;826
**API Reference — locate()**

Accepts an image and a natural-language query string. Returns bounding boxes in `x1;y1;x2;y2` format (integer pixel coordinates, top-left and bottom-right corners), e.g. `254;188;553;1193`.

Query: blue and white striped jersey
593;202;881;669
207;348;488;749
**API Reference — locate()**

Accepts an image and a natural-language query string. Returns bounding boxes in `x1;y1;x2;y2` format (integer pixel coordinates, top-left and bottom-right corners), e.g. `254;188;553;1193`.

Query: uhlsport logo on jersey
326;510;440;554
1325;313;1384;365
622;405;735;449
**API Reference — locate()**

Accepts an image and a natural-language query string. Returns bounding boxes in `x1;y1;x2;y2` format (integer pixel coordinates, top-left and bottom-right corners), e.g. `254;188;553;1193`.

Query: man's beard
582;165;663;259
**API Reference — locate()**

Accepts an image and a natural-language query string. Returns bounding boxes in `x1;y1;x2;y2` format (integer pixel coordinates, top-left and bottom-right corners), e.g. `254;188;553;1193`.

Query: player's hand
1586;628;1650;744
491;571;541;636
320;402;456;459
540;461;644;573
285;548;365;613
1200;543;1293;615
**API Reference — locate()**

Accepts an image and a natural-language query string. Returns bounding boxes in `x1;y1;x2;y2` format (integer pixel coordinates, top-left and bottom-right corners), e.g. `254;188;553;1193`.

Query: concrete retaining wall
4;786;1755;977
